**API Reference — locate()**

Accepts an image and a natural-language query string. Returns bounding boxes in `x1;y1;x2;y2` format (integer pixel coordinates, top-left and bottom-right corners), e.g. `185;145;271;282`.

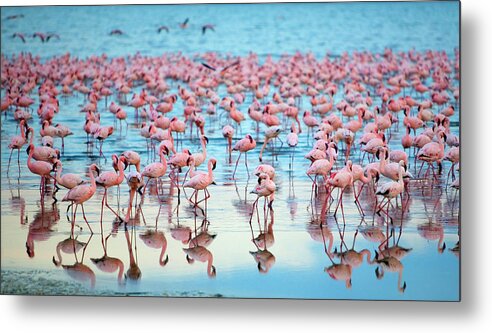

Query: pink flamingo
142;145;169;196
94;125;114;158
120;150;141;172
183;158;217;207
375;160;406;223
26;144;54;192
7;119;29;175
222;124;234;163
286;123;299;168
53;160;84;190
62;164;99;233
232;134;257;178
95;155;128;222
325;160;354;219
417;131;446;179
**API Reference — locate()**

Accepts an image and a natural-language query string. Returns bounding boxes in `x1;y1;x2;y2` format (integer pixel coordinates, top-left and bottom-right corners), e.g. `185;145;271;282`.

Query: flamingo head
26;144;34;155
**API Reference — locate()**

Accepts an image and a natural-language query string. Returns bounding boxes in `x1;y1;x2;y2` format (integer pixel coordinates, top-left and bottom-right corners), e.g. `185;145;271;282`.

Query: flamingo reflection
125;226;142;281
90;232;125;285
373;252;407;293
52;236;86;266
250;249;276;274
25;202;59;258
182;246;216;278
140;228;169;267
60;234;96;289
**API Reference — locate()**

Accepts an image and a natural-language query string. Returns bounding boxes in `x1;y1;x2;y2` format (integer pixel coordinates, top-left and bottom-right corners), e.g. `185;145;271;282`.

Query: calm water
1;2;459;300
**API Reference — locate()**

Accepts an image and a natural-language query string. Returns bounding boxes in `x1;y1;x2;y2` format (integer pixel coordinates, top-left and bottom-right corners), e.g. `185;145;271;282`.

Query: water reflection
90;232;125;285
124;226;142;282
60;234;96;289
25;201;59;258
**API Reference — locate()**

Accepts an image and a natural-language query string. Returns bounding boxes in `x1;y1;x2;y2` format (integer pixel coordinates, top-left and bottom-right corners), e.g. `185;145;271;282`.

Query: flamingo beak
375;267;383;279
203;136;209;144
162;255;169;267
212;161;217;170
186;255;194;264
211;265;217;277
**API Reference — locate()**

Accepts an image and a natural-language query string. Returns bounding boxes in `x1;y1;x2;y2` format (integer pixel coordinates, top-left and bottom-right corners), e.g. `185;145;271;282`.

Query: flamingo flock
1;47;460;286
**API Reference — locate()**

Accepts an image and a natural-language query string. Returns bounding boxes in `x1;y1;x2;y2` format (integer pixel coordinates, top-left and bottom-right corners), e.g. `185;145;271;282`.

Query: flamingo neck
55;164;63;183
398;166;404;186
160;151;168;167
206;254;214;277
159;239;168;266
116;161;125;183
117;260;124;284
207;161;214;179
360;249;372;264
53;243;63;266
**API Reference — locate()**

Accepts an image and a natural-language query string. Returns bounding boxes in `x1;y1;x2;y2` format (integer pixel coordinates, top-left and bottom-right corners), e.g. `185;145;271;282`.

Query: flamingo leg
7;149;13;176
232;152;242;178
80;204;93;233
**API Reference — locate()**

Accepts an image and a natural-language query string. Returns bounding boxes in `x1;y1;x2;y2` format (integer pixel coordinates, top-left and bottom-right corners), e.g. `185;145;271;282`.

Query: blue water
1;2;459;59
1;2;459;301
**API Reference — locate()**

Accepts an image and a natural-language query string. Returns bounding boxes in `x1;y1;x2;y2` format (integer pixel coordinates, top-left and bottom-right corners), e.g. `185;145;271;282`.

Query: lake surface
1;2;459;300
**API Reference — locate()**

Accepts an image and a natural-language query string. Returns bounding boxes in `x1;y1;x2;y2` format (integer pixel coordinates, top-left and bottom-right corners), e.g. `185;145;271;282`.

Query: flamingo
325;160;354;219
141;145;169;196
62;164;100;233
95;155;128;222
183;158;217;207
53;159;84;190
375;160;406;223
26;144;54;192
222;124;234;163
232;134;257;178
258;125;282;162
7;119;29;175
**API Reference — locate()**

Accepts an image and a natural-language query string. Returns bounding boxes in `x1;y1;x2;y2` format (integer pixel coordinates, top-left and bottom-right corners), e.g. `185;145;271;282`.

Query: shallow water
1;2;459;300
